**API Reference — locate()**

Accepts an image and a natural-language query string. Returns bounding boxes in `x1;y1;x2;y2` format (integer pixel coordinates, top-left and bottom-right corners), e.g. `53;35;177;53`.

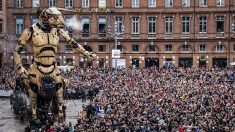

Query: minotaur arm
14;28;32;69
58;29;94;59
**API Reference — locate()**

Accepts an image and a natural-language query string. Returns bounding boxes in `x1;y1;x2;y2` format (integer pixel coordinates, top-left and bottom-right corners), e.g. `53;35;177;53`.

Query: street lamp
108;22;124;72
11;56;14;68
3;35;7;66
231;24;235;32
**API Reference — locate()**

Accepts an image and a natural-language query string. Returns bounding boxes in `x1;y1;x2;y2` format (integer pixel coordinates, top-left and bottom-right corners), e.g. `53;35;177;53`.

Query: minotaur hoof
32;114;37;120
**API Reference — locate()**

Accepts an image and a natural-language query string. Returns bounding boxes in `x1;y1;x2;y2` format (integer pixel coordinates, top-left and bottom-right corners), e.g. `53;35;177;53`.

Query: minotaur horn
57;8;79;13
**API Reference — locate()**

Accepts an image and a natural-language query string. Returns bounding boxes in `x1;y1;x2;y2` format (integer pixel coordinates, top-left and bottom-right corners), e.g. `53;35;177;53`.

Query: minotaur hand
84;51;96;60
18;65;28;78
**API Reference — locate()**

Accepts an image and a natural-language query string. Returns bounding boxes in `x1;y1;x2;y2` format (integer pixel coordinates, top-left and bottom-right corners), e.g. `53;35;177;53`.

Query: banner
112;59;126;68
112;49;120;59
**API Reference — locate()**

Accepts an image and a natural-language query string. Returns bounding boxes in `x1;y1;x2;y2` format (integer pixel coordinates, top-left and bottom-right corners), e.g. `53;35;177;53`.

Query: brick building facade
3;0;235;68
0;0;7;66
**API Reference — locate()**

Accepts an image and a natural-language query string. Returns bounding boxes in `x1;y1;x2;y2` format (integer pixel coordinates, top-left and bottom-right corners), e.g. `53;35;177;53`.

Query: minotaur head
39;7;65;29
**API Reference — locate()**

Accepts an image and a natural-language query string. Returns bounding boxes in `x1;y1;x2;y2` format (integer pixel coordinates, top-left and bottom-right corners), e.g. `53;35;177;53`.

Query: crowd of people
0;67;16;90
0;66;235;131
70;66;235;132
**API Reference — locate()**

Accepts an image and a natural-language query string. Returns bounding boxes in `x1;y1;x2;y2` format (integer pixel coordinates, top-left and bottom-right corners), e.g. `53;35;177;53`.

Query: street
0;98;89;132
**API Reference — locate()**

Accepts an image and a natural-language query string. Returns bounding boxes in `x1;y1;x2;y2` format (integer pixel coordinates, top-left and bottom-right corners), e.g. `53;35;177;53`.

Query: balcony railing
216;32;225;38
131;34;140;38
98;33;106;38
198;33;207;38
231;33;235;38
148;34;156;38
181;33;190;38
165;34;173;39
82;32;90;37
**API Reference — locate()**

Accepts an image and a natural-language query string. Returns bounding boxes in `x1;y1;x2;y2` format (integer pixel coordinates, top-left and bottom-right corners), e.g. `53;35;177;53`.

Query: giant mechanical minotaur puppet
14;7;96;120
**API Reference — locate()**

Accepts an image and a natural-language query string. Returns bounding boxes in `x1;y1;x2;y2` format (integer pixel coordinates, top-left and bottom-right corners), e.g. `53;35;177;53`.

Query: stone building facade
3;0;235;68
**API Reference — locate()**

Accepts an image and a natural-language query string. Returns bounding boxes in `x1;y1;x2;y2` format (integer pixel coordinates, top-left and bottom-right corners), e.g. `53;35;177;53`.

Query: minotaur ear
40;10;49;21
57;8;77;13
36;7;43;18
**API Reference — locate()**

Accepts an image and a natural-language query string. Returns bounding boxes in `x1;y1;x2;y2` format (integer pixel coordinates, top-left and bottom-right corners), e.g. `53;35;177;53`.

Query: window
217;0;224;6
49;0;56;7
165;0;173;7
32;0;40;7
16;18;24;35
99;0;106;8
115;17;123;34
117;45;123;52
199;44;206;51
148;45;156;52
22;59;28;65
165;45;172;51
165;17;173;34
216;16;224;33
0;0;2;10
16;0;23;8
199;0;207;6
148;0;156;7
148;17;156;34
98;18;106;33
82;18;90;33
65;45;73;52
32;18;39;24
199;16;207;33
182;0;190;7
82;0;89;8
132;58;139;68
21;47;26;53
0;20;2;33
132;17;140;34
132;0;139;7
99;58;106;68
66;58;73;66
216;45;224;51
132;45;139;52
182;17;190;34
56;58;61;66
65;17;73;36
232;17;235;33
99;45;106;52
183;45;189;51
65;0;73;8
115;0;122;7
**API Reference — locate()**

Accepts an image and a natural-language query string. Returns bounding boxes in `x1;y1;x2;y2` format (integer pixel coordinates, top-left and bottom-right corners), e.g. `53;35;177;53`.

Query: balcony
165;34;173;39
198;33;207;38
148;34;156;38
231;33;235;38
131;34;140;38
181;33;190;38
98;33;106;38
82;32;90;38
216;32;225;38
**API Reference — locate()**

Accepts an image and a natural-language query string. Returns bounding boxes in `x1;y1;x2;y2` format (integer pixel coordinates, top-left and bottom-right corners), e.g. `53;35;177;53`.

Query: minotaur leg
56;88;63;119
28;88;37;119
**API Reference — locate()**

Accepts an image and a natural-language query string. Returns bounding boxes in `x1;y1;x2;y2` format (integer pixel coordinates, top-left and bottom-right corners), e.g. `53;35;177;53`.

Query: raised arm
14;28;32;75
58;29;96;60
